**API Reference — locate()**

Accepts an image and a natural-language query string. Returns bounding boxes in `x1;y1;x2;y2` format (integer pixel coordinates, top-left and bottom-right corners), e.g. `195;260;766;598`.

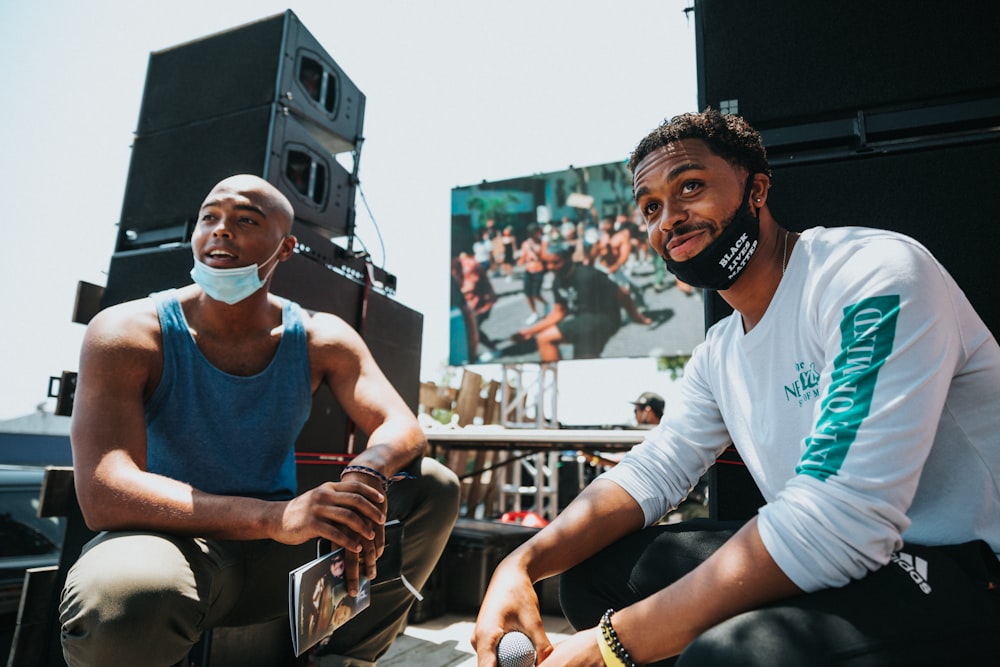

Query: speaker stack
96;11;421;489
102;10;368;308
693;0;1000;520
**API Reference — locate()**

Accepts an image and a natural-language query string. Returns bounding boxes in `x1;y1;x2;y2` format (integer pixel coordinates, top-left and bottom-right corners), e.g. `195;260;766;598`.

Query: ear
750;173;771;208
277;234;297;262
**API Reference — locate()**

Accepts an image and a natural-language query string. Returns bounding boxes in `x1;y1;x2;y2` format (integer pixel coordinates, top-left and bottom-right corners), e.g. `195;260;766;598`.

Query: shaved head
204;175;295;234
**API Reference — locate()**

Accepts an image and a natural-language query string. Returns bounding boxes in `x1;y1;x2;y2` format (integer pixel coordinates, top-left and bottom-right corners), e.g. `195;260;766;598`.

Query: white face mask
189;238;286;305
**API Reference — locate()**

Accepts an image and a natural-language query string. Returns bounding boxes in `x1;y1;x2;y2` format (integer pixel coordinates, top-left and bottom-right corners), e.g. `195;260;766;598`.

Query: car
0;465;66;659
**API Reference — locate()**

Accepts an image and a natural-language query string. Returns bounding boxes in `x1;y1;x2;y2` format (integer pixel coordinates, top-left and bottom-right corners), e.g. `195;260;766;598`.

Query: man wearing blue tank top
60;175;460;667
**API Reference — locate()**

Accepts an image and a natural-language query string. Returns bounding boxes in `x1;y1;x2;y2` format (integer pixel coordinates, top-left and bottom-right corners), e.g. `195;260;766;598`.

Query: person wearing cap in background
587;392;668;471
631;391;665;427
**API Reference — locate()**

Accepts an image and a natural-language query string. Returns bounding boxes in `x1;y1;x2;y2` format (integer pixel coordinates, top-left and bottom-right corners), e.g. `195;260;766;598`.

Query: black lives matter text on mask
719;232;757;280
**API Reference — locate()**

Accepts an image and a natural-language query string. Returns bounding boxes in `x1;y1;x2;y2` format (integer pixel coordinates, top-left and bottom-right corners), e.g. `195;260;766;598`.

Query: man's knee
61;576;200;655
677;608;828;667
419;456;461;515
558;561;602;629
398;457;460;526
535;326;563;347
389;458;459;578
558;544;640;630
60;533;205;666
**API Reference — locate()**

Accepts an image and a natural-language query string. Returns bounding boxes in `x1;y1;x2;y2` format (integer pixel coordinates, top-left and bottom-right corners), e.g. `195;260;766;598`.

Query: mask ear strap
260;236;289;282
742;175;760;220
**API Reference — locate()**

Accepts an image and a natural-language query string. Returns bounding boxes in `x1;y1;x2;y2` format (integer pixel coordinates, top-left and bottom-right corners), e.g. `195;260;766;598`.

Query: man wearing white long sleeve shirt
472;109;1000;666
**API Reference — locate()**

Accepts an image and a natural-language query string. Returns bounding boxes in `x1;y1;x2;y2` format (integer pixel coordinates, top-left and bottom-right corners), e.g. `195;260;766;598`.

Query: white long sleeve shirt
603;226;1000;591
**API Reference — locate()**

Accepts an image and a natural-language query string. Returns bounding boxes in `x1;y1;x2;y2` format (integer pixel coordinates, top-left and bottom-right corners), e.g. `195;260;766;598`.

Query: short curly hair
628;108;771;179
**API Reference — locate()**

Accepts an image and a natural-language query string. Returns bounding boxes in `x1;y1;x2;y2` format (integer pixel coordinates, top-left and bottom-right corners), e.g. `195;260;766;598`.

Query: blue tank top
144;290;312;500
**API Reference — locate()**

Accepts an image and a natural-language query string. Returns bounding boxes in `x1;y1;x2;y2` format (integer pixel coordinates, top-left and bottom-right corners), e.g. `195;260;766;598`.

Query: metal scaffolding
497;363;561;519
499;363;558;428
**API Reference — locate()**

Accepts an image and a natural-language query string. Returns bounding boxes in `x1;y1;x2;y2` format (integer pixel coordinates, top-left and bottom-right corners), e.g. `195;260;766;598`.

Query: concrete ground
381;613;574;667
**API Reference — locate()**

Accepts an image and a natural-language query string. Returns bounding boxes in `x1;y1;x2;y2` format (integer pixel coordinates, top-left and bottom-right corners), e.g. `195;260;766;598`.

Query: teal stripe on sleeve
797;295;900;481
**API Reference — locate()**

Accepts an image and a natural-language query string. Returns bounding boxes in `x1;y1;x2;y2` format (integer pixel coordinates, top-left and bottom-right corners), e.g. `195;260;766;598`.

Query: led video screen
449;160;705;365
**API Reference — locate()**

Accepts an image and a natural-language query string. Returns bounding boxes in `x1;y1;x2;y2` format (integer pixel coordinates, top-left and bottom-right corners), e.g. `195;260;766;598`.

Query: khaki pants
60;458;460;667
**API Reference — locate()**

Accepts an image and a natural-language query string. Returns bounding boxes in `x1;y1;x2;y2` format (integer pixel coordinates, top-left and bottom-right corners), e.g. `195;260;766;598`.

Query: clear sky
0;0;698;424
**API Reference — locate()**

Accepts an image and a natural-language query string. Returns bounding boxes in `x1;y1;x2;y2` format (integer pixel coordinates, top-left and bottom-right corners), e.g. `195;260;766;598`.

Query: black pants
559;519;1000;666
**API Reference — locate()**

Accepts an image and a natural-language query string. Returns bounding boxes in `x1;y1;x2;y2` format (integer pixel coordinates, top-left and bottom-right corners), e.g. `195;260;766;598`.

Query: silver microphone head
497;631;536;667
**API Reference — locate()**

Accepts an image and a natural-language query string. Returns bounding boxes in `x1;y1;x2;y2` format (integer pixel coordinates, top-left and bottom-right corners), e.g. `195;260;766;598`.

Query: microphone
497;631;536;667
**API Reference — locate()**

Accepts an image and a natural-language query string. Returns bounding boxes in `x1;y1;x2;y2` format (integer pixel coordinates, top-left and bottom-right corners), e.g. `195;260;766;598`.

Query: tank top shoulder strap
150;288;184;330
145;289;190;412
276;297;311;387
280;297;307;338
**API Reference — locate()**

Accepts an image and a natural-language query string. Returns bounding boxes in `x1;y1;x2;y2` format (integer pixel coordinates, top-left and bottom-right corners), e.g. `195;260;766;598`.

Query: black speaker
115;10;364;250
117;104;356;249
101;245;194;309
137;10;364;155
270;235;422;411
694;0;1000;130
771;138;1000;337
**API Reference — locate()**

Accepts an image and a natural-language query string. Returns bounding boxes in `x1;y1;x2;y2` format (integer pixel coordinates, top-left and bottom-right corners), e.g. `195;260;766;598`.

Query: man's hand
339;469;391;594
472;560;552;667
271;479;386;594
512;330;532;343
343;519;385;597
537;629;605;667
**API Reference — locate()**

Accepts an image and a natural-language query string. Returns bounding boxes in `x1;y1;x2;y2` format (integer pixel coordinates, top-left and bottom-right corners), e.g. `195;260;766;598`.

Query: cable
355;180;387;271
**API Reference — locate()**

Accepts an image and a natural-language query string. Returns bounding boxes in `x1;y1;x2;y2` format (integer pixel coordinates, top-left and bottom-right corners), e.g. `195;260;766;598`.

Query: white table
424;427;648;518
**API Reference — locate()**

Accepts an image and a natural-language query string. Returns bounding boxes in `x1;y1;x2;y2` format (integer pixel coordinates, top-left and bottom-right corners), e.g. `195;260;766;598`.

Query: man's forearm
505;479;644;584
611;517;803;663
80;461;278;540
347;427;426;479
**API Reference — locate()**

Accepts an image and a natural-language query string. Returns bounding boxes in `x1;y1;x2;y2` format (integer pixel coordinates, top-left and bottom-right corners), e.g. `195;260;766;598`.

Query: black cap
630;391;665;416
545;238;575;259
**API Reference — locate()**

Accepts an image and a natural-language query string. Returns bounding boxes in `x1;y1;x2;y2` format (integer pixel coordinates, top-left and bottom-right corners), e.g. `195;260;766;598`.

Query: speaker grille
696;0;1000;129
137;11;364;150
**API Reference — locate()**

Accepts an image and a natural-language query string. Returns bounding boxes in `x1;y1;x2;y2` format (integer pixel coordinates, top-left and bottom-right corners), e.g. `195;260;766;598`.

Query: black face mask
663;176;760;291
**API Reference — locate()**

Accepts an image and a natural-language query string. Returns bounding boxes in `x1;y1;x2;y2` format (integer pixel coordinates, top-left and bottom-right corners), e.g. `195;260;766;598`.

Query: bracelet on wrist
596;626;626;667
341;464;415;491
342;465;390;490
599;608;638;667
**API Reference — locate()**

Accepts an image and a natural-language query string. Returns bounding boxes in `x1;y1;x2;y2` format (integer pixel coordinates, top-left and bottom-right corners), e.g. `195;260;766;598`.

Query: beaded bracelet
342;464;414;491
599;609;638;667
342;464;391;490
595;626;626;667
